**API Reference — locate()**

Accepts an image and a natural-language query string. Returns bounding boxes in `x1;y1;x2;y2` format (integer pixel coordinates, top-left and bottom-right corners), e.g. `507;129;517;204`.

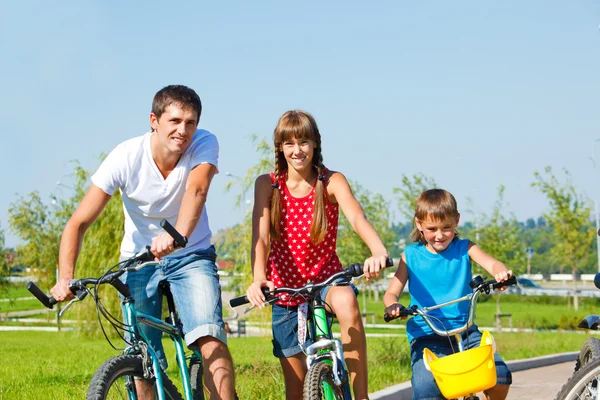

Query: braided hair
270;110;328;245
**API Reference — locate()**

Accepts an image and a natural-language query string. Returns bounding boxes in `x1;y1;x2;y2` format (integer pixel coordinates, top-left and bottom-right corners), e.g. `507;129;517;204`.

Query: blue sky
1;1;599;248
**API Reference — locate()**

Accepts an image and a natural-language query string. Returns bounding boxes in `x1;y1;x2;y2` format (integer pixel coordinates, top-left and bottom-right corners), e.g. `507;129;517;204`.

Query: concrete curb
370;351;578;400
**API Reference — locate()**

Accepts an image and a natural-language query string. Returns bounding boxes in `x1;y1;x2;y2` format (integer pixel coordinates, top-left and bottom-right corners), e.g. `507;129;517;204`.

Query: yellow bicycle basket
423;330;497;399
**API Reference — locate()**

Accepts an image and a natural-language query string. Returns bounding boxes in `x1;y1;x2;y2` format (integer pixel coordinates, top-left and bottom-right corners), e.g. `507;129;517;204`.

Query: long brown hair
270;110;328;244
410;189;460;244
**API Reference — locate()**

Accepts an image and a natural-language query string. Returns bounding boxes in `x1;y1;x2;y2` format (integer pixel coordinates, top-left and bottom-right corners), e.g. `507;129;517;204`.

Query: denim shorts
410;324;512;400
121;246;226;369
271;282;358;358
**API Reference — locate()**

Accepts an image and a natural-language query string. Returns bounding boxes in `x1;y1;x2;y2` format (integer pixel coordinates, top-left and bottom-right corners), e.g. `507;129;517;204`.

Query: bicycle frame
122;296;198;400
303;291;349;390
26;219;205;400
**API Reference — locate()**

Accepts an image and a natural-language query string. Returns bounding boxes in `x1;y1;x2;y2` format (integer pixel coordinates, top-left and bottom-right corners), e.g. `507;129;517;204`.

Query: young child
383;189;513;400
245;110;389;400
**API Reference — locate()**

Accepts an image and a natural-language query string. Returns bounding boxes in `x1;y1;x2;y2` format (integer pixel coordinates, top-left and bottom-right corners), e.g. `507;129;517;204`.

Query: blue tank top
405;239;472;343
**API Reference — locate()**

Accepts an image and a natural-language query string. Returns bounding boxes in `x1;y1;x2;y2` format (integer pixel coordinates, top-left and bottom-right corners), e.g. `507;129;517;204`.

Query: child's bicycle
229;259;393;400
27;219;207;400
384;275;516;400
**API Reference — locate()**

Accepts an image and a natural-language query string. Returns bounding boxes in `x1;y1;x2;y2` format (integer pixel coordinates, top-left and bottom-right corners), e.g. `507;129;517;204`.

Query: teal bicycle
229;259;392;400
27;220;206;400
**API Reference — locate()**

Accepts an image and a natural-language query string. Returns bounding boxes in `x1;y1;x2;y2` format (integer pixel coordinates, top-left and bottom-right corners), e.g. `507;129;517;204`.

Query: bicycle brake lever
59;297;81;317
243;297;278;314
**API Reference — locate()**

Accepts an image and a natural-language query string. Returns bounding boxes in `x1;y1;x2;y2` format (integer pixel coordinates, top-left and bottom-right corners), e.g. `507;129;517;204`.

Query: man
50;85;236;399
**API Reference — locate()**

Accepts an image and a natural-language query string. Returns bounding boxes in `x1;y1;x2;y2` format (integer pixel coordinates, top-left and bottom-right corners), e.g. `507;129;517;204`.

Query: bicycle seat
158;281;172;297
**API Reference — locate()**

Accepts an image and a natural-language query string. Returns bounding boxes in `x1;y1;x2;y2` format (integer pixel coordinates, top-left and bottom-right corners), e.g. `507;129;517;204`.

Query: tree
219;135;272;283
471;186;526;276
470;185;527;326
8;161;125;336
0;225;9;285
337;181;396;266
392;173;438;220
525;218;536;230
532;166;594;311
8;191;64;286
216;135;272;322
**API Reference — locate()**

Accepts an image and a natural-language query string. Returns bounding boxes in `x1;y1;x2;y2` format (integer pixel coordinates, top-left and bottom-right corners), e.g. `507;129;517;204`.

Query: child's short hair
410;189;460;244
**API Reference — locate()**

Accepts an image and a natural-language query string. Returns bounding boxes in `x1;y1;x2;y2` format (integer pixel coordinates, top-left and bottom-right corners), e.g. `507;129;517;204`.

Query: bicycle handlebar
27;219;186;309
383;275;517;324
229;258;394;308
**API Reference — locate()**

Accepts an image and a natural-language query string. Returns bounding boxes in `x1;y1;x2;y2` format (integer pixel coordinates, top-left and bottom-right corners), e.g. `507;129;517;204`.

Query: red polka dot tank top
267;172;343;306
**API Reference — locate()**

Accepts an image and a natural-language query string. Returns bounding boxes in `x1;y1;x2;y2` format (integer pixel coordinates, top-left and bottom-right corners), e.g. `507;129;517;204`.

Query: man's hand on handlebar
151;232;178;259
50;276;74;303
384;303;408;320
246;280;275;308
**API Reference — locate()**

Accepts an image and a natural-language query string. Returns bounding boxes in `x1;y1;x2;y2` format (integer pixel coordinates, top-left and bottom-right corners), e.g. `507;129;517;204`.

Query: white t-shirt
91;130;219;259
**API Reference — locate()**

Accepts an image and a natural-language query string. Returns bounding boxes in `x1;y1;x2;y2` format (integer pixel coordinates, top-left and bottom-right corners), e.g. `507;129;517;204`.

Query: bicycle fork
304;304;349;387
305;339;348;387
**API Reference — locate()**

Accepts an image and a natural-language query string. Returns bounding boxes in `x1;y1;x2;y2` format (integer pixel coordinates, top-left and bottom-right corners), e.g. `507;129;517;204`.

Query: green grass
0;328;588;400
1;286;597;399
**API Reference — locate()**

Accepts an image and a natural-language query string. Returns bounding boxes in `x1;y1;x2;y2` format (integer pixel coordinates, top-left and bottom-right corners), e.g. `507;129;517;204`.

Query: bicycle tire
575;337;600;372
189;354;205;400
303;362;350;400
555;356;600;399
87;354;183;400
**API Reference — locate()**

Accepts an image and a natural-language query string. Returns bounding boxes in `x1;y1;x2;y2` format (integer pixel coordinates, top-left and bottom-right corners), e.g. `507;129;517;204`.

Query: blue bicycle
27;220;206;400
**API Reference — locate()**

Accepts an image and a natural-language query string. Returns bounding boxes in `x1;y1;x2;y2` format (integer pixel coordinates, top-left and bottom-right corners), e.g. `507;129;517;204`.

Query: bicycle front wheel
555;356;600;400
303;362;351;400
87;354;183;400
575;337;600;372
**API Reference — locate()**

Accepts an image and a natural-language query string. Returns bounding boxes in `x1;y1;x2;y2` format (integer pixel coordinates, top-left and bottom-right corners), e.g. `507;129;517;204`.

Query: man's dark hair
151;85;202;123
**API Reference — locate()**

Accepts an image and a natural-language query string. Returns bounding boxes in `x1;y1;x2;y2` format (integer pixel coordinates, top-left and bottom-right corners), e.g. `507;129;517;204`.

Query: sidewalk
507;360;574;399
370;352;578;400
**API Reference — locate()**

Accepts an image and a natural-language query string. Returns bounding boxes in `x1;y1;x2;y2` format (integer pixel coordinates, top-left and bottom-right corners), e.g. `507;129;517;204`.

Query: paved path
507;361;574;399
371;353;579;400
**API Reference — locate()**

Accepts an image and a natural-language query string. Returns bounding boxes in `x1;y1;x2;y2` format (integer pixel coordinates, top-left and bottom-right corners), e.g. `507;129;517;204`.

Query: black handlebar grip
160;219;188;248
230;287;271;308
492;275;517;289
26;281;58;309
384;304;411;322
346;263;364;277
383;313;398;323
346;258;394;278
230;295;250;308
135;246;155;262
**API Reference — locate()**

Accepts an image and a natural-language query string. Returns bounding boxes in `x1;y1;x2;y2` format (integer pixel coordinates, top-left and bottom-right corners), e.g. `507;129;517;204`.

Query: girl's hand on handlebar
384;303;407;320
363;253;389;281
246;280;275;308
151;233;177;259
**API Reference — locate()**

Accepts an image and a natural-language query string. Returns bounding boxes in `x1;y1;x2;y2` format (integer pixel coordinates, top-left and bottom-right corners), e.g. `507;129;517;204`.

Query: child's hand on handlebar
246;280;275;308
363;253;389;281
493;268;513;291
384;303;407;320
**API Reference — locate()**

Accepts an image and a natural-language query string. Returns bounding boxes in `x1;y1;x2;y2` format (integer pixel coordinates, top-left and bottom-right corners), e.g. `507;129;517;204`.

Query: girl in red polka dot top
245;110;389;400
